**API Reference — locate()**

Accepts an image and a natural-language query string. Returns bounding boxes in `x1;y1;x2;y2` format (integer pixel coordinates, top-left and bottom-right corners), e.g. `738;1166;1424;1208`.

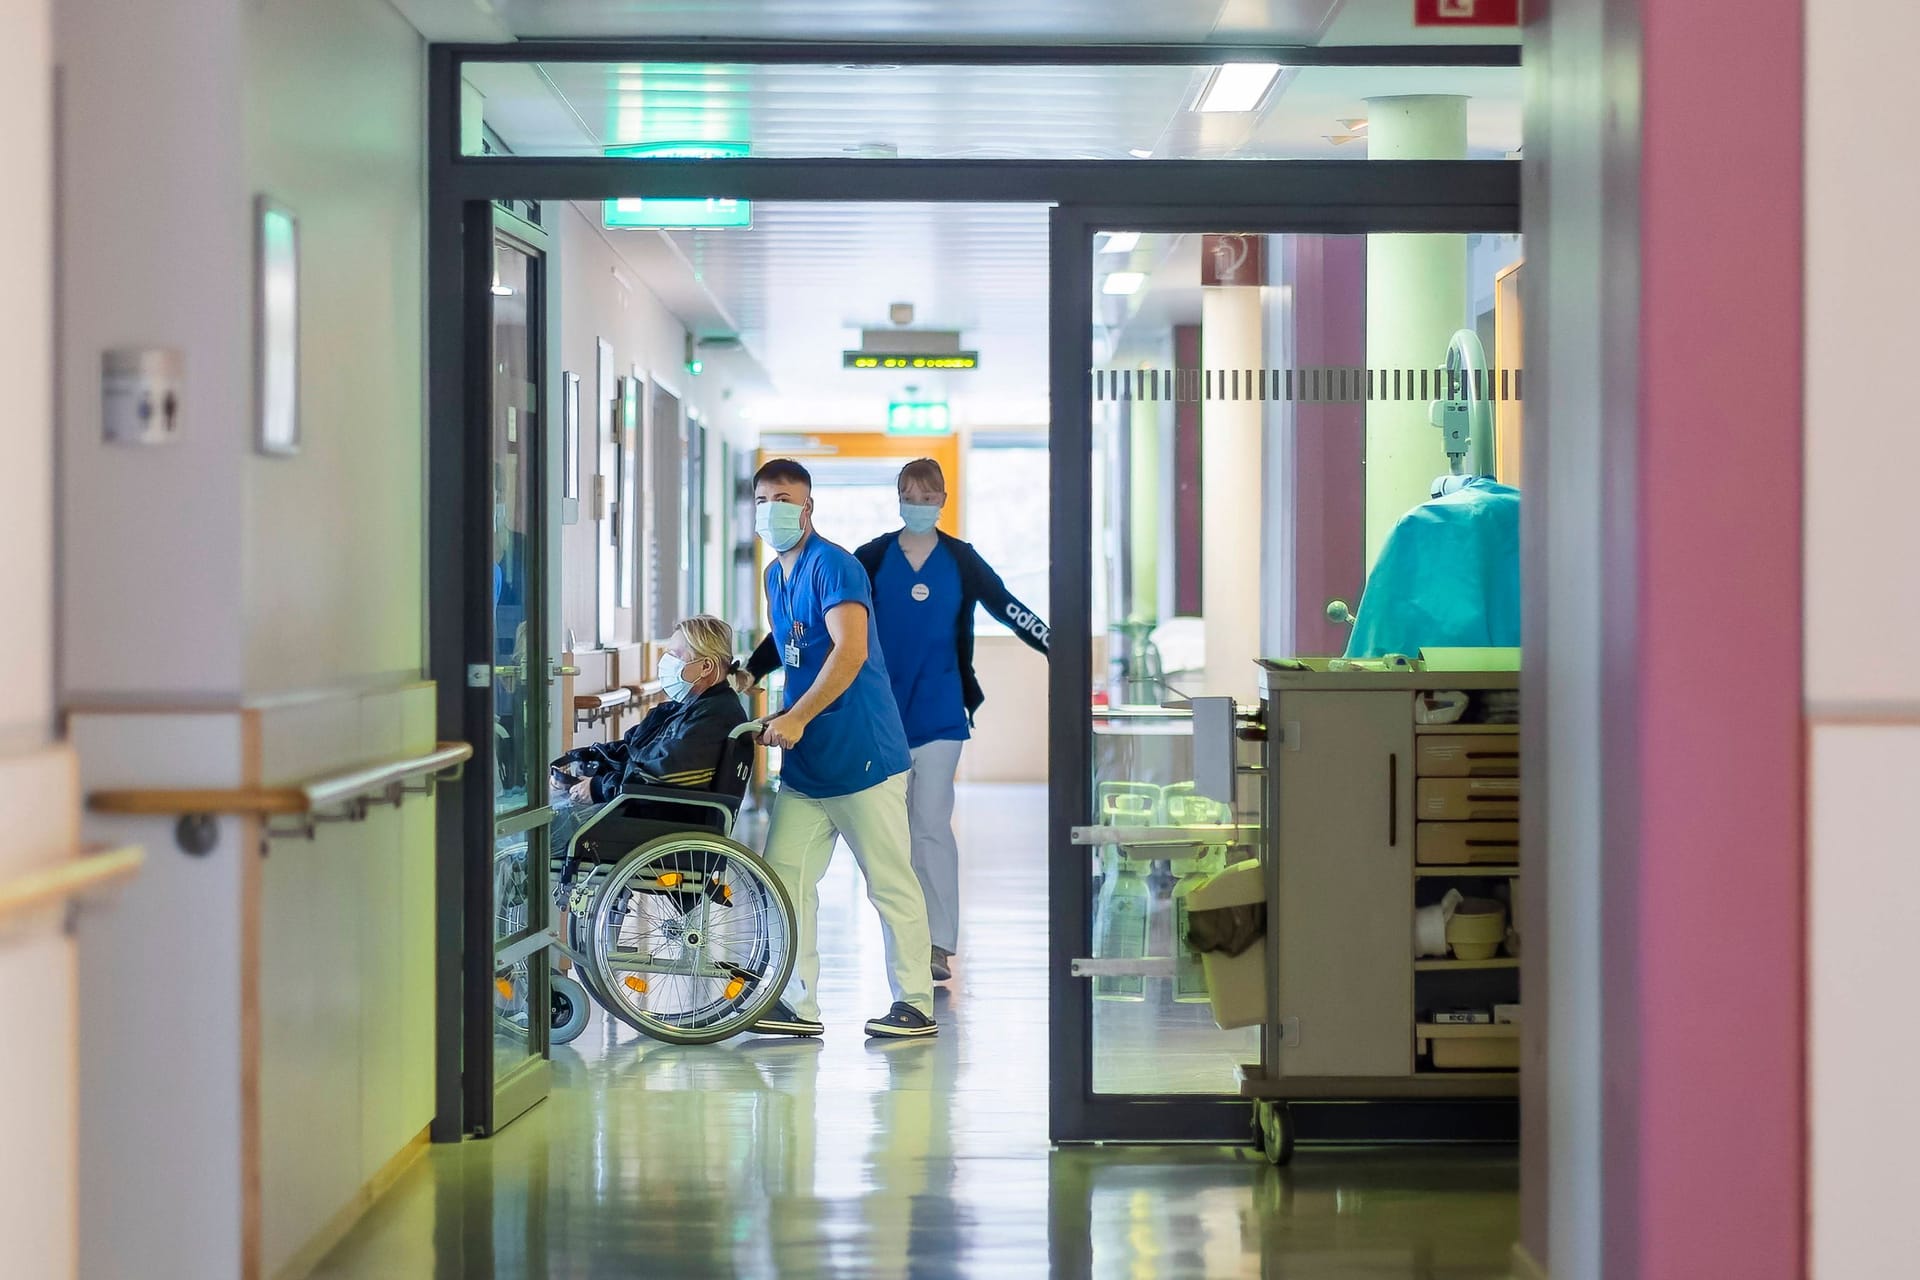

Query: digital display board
843;352;980;371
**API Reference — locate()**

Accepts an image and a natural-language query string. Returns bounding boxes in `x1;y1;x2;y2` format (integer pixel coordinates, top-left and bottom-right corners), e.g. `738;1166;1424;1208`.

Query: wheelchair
544;720;797;1046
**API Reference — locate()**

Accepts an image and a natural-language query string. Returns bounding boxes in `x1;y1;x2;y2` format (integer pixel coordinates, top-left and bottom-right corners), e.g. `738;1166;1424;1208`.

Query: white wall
57;0;250;704
56;0;435;1275
0;6;79;1277
243;0;426;697
1804;3;1920;1274
952;637;1048;784
555;205;740;653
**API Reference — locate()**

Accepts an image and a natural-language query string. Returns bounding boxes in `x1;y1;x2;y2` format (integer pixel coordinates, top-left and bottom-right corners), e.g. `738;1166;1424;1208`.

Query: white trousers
906;738;966;954
762;771;932;1021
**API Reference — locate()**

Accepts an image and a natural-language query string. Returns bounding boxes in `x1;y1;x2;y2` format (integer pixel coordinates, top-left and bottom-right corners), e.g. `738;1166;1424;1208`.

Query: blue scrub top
873;539;970;749
766;535;913;798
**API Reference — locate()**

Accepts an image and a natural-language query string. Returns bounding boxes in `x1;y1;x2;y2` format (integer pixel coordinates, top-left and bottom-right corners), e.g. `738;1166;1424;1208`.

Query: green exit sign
887;402;952;435
604;142;751;229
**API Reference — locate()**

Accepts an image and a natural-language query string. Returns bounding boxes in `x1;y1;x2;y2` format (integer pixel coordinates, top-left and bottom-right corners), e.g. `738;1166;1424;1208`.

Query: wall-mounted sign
102;348;184;446
887;401;952;435
1201;234;1267;287
1414;0;1521;25
604;141;751;229
254;196;300;456
844;352;980;371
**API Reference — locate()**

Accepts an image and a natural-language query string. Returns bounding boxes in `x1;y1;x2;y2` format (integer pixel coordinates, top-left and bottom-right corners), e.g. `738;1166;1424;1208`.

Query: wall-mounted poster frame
595;339;617;646
254;194;300;457
562;370;581;523
617;374;641;611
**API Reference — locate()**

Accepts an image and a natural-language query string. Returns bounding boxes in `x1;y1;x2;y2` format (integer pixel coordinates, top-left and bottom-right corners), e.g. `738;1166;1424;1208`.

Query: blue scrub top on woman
872;539;971;748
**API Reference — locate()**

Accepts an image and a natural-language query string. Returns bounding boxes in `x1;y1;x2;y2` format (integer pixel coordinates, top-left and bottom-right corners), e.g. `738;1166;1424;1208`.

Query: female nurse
854;458;1050;982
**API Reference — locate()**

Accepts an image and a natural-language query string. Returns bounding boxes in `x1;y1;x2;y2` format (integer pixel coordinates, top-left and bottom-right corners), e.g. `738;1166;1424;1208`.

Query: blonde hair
674;615;738;675
897;457;946;495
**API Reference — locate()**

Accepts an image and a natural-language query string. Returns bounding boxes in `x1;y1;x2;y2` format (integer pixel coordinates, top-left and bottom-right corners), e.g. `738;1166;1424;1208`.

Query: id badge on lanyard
784;621;805;668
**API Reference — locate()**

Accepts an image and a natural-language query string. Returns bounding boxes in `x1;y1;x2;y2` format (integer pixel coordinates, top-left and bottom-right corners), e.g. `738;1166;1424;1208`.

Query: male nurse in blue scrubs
739;458;938;1039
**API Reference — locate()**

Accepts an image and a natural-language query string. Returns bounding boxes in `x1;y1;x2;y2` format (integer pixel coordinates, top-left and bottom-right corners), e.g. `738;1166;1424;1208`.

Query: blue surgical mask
899;502;942;535
755;500;805;552
658;652;698;703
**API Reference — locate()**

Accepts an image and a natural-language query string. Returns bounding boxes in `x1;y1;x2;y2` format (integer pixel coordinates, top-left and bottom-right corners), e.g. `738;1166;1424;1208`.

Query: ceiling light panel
1198;63;1282;113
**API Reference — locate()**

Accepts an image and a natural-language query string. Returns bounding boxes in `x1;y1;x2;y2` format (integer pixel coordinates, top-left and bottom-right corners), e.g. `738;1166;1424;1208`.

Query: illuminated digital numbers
842;351;980;370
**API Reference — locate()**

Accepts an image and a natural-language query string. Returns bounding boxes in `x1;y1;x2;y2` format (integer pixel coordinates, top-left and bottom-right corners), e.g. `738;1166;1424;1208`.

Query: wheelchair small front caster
550;972;590;1045
1253;1100;1295;1167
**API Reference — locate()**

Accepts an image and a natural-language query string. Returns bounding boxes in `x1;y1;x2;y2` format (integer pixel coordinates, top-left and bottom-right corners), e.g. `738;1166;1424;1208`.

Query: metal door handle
551;664;580;678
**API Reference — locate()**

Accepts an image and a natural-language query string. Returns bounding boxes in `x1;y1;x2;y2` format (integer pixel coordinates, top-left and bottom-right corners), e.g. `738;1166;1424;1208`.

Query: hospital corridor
4;3;1915;1280
312;784;1519;1278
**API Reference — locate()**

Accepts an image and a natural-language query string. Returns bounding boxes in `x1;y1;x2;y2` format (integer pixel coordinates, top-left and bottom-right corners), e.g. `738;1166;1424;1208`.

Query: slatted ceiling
625;202;1051;428
474;59;1521;162
488;0;1282;42
507;62;1203;159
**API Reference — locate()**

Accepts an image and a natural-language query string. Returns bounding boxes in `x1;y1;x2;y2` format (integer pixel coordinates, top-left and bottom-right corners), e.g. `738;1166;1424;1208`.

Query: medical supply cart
1239;661;1522;1165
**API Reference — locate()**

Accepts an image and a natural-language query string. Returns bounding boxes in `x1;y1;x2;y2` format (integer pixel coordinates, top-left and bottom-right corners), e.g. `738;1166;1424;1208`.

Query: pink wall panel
1282;235;1367;657
1609;1;1805;1276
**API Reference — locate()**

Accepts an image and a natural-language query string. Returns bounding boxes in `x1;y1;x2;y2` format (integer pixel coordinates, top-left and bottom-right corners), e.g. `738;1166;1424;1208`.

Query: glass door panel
485;222;555;1130
1073;224;1526;1108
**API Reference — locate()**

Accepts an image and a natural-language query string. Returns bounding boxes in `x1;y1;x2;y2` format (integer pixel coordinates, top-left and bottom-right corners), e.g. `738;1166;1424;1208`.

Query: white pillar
1365;95;1469;567
1201;285;1265;705
1128;380;1162;620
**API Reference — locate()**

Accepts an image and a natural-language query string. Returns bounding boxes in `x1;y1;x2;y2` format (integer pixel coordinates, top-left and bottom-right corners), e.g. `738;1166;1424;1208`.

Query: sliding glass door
1049;207;1523;1142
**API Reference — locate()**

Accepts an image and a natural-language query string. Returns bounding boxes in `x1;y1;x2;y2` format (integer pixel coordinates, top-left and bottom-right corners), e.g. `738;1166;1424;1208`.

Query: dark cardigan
748;530;1049;720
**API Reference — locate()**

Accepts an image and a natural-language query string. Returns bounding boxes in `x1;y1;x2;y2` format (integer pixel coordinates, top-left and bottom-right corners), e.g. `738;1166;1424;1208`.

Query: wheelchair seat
565;719;758;866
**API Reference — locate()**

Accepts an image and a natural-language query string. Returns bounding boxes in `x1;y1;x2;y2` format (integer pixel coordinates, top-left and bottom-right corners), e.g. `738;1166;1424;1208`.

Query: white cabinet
1270;688;1415;1078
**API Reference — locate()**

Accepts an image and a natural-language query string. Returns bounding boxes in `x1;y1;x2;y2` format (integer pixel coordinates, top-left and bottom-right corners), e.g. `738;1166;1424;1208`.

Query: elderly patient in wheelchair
548;615;749;850
542;615;798;1046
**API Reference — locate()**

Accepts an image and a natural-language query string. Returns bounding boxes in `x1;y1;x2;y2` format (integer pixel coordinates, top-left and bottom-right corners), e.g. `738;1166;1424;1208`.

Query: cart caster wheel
1256;1101;1295;1167
549;973;590;1045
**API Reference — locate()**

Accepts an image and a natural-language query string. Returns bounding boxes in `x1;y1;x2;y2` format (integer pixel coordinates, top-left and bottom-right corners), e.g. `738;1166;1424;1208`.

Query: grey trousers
906;738;966;955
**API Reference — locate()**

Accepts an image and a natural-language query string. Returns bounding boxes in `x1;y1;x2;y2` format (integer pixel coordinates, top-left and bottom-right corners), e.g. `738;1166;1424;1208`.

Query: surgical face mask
658;652;702;703
899;502;942;535
755;500;805;552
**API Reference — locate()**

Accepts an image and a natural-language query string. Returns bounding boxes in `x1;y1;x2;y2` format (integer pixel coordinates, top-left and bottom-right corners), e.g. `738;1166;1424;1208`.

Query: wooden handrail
0;845;144;926
87;741;472;819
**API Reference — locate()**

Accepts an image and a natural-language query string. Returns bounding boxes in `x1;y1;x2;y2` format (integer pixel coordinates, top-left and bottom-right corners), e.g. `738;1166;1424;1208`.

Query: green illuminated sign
845;352;980;371
887;401;952;436
603;141;751;229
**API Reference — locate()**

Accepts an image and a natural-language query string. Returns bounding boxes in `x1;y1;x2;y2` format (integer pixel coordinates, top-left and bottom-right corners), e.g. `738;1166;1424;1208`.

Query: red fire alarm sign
1414;0;1521;25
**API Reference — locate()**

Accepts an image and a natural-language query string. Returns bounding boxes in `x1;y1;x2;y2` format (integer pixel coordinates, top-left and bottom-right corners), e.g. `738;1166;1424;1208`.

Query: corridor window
964;437;1050;633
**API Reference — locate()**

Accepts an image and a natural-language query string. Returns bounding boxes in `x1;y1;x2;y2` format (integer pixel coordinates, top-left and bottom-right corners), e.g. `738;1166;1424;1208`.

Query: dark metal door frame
1047;203;1519;1144
425;38;1521;1144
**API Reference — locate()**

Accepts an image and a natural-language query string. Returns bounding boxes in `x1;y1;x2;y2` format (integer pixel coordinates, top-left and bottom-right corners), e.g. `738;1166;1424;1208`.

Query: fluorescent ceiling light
1100;232;1141;254
1199;63;1281;113
1128;148;1153;159
1102;272;1146;296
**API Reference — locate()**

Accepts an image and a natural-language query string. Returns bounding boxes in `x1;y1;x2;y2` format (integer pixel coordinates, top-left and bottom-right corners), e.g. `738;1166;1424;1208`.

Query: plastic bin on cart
1187;858;1267;1031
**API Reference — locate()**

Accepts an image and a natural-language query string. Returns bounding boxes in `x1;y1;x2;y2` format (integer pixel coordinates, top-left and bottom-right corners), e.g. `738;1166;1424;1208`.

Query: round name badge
911;583;931;602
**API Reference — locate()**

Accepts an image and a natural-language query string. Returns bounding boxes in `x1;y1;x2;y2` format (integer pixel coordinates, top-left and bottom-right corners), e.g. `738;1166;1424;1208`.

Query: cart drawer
1430;1036;1520;1070
1416;733;1520;778
1416;777;1520;821
1417;821;1521;864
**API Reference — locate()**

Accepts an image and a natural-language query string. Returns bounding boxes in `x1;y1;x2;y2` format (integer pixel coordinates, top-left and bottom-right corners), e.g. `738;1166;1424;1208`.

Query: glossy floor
317;784;1520;1278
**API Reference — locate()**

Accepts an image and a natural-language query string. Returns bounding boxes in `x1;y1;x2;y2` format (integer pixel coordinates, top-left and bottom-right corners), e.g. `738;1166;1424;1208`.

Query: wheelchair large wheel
586;832;796;1045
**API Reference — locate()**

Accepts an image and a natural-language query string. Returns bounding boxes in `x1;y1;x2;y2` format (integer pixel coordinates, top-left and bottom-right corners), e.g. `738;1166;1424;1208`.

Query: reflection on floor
317;784;1519;1278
